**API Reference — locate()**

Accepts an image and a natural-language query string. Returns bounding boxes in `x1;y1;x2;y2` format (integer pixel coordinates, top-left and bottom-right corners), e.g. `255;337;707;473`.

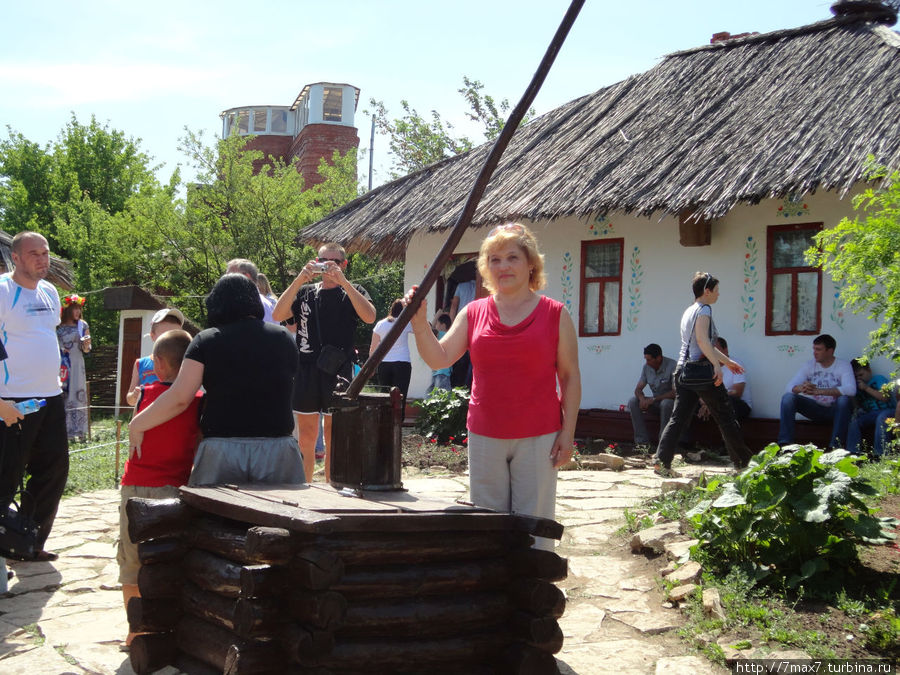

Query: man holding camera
0;231;70;562
272;243;375;482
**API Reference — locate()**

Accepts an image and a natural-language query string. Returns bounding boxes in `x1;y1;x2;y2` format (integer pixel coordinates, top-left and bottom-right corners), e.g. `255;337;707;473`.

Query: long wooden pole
345;0;586;399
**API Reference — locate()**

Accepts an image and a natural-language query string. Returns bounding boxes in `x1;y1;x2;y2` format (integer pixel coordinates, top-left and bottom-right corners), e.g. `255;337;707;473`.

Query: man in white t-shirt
226;258;276;324
778;334;856;449
698;337;752;423
0;232;69;561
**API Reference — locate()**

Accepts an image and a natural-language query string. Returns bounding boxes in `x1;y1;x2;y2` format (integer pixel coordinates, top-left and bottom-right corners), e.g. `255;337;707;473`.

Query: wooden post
115;419;121;485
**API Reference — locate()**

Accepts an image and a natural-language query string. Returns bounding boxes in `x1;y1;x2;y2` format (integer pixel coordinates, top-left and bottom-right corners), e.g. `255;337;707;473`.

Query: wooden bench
575;408;833;452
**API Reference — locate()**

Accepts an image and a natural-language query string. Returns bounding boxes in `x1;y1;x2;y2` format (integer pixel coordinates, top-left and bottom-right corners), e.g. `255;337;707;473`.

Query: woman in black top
129;274;304;485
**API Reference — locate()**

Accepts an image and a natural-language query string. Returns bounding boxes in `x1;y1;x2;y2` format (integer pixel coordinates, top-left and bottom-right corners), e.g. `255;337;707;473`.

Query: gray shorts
188;436;306;486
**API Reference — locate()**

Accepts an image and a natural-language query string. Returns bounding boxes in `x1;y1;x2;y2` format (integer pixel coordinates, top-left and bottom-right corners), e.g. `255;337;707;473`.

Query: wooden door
119;317;143;405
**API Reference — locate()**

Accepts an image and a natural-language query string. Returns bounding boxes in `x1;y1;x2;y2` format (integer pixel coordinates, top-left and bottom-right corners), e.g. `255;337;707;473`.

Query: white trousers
467;430;559;550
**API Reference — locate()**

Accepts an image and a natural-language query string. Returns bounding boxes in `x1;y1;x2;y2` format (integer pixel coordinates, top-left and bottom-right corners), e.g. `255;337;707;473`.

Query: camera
311;262;328;273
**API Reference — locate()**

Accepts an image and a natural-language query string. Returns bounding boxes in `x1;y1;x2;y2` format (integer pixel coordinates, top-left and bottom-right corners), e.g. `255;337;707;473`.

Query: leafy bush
413;387;469;444
687;444;898;588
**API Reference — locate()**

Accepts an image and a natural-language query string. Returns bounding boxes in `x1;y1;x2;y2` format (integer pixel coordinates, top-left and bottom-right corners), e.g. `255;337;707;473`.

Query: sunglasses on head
488;223;526;237
703;273;715;290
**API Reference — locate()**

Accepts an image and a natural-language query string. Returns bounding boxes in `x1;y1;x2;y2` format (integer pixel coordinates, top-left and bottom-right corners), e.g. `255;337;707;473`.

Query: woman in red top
407;223;581;549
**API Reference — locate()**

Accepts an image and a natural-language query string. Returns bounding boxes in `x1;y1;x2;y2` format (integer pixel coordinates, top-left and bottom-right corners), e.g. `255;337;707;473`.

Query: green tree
809;161;900;361
368;76;534;179
0;114;159;254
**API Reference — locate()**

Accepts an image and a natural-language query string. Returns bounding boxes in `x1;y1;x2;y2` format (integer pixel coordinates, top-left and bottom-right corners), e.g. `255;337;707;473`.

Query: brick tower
220;82;360;186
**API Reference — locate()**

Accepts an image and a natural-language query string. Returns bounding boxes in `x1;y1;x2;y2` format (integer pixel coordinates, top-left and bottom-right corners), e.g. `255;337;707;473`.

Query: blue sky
0;1;833;188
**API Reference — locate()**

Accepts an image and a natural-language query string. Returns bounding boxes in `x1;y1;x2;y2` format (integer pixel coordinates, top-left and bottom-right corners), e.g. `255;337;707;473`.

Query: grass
64;415;129;496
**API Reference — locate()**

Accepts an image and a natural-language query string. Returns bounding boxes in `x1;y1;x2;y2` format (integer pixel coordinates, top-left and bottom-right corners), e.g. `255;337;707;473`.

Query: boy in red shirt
117;329;202;645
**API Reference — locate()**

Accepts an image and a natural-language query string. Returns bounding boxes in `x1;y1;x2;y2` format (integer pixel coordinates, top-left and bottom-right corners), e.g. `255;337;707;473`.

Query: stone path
0;464;730;674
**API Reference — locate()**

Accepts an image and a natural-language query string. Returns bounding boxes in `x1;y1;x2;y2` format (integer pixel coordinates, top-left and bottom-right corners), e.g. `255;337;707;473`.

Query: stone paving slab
0;470;732;674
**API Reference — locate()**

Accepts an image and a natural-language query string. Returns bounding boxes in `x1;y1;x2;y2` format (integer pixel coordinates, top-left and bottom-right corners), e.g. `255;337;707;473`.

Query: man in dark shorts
272;243;375;481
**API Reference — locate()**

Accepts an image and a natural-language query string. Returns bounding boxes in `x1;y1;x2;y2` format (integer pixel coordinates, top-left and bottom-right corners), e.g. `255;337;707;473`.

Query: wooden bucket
328;388;404;491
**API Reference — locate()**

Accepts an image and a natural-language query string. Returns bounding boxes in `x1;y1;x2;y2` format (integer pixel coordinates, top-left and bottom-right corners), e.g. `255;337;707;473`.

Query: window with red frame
580;239;623;336
766;223;822;335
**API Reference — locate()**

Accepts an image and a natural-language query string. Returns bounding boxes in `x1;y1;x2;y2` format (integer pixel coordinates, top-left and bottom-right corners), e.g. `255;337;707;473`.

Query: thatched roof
0;231;75;289
302;8;900;260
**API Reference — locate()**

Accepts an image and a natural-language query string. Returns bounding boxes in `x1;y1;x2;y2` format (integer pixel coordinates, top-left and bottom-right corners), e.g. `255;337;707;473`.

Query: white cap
151;307;185;326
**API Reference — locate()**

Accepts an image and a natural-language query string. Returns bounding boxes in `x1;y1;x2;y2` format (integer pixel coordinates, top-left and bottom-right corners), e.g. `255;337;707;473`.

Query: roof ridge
668;14;894;58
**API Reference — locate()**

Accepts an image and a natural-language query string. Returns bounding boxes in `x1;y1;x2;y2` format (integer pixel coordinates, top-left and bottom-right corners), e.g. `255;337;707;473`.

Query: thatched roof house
0;230;74;289
301;2;900;259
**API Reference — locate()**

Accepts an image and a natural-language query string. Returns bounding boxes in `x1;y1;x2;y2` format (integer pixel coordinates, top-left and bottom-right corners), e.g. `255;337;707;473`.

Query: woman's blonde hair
477;223;546;293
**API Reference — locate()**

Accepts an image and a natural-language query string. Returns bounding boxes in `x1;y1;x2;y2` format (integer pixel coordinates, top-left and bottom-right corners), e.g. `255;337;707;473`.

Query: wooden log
126;497;191;544
308;630;504;670
510;611;564;654
224;641;288;675
129;632;177;675
137;537;187;565
137;561;183;599
182;581;238;633
288;590;347;630
510;514;565;543
288;549;345;590
245;525;296;564
241;563;290;597
186;516;252;562
340;592;510;638
509;578;566;618
308;530;528;566
127;595;182;633
510;549;568;582
280;623;335;663
333;558;509;600
501;643;561;675
233;596;286;637
185;549;243;598
175;613;233;671
175;614;281;672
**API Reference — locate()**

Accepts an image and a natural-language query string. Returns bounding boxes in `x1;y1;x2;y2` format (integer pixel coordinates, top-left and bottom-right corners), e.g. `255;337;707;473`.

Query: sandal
32;550;58;562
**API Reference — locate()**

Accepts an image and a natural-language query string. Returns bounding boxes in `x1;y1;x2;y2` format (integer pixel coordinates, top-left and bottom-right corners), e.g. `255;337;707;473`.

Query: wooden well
126;484;567;674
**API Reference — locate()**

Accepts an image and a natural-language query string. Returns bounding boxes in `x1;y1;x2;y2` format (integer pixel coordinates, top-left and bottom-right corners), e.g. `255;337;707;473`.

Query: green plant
861;608;900;653
413;387;470;444
620;508;654;533
687;444;898;588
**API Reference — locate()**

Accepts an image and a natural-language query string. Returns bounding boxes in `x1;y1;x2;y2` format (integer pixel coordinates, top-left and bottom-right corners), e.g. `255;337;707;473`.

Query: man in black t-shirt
272;243;375;482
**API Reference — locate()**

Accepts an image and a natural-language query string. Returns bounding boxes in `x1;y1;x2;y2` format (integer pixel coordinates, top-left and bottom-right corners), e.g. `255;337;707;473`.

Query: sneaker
653;463;679;478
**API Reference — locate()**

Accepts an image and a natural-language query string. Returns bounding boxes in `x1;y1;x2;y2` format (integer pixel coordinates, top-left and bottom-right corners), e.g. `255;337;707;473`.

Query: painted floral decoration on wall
741;236;759;332
560;251;574;315
586;344;611;354
777;344;803;356
589;213;614;237
626;246;643;332
776;193;809;218
830;282;846;329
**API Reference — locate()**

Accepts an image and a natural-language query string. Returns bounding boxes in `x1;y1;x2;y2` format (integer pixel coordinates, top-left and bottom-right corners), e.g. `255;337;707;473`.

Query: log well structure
126;484;567;674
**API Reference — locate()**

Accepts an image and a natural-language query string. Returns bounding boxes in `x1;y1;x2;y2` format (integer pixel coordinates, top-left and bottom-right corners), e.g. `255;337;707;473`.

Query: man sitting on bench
777;334;855;449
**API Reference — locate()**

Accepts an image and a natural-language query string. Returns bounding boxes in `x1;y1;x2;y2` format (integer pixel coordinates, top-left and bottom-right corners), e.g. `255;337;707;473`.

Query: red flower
449;436;455;442
431;438;437;444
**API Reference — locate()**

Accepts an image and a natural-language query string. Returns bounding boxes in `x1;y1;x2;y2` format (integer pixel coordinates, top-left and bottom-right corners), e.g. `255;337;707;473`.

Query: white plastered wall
402;189;889;419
